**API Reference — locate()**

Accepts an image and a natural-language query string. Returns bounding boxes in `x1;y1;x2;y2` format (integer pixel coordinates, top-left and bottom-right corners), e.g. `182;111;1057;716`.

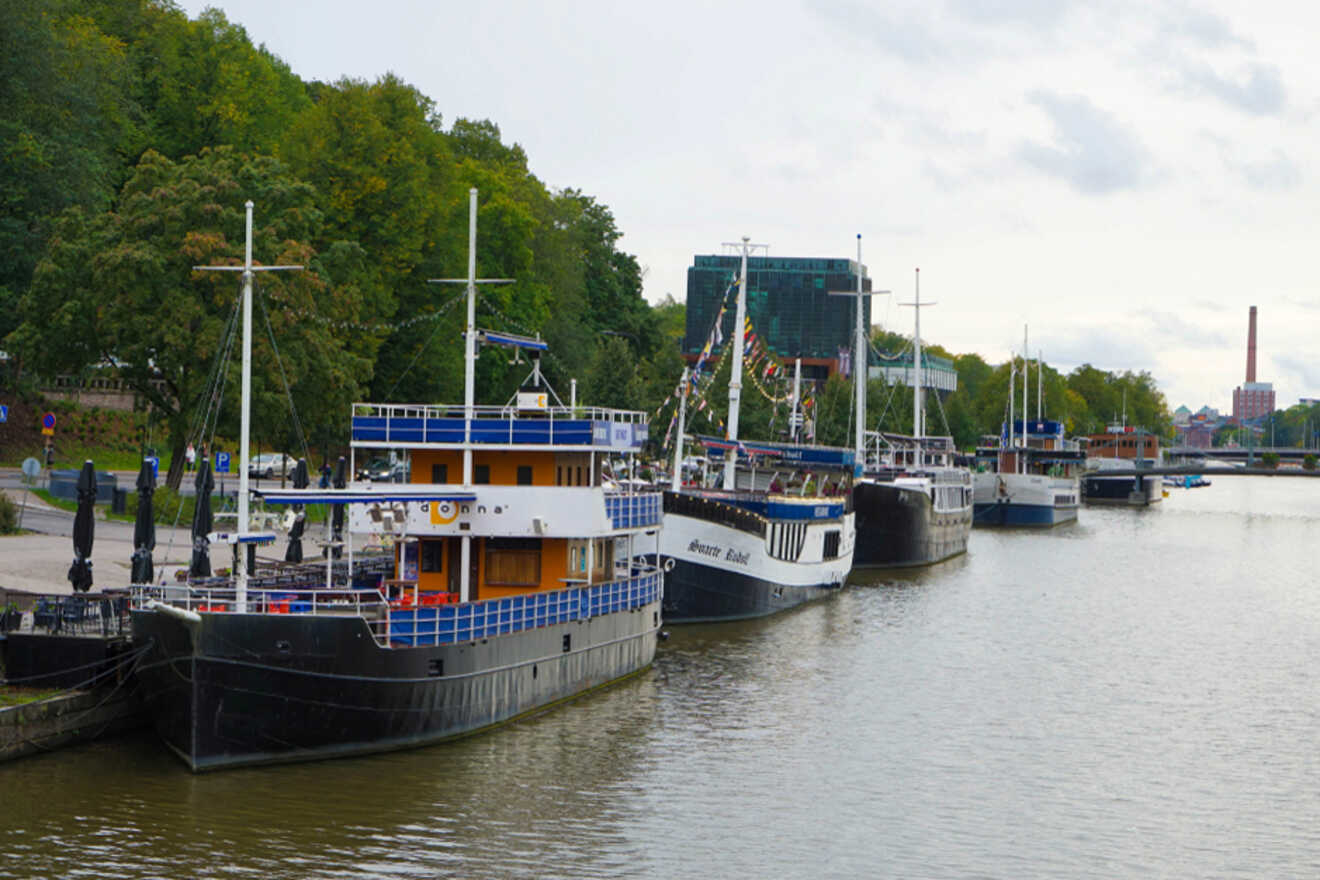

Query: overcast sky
179;0;1319;413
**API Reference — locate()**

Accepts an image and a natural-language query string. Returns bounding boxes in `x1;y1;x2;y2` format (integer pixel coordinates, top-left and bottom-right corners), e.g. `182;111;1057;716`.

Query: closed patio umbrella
67;460;96;592
284;458;309;563
190;458;214;578
131;459;156;583
331;456;346;560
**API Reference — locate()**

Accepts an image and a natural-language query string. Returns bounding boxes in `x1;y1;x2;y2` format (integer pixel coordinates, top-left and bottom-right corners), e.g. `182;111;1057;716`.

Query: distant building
683;253;869;380
1172;405;1192;427
1300;398;1320;407
1233;382;1275;421
869;349;958;392
1232;305;1275;421
1182;424;1215;448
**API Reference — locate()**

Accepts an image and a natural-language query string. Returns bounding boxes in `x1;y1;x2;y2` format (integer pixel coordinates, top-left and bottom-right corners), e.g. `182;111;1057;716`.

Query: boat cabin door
447;537;479;600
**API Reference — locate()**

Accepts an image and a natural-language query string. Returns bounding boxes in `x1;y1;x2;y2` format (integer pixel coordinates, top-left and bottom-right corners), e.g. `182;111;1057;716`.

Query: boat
972;331;1083;527
851;266;973;568
855;434;973;566
657;237;856;623
973;421;1084;526
1082;425;1163;506
130;192;664;771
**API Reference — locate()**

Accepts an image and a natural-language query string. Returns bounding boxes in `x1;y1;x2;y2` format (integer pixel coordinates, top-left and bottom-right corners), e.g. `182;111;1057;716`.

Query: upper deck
352;403;648;452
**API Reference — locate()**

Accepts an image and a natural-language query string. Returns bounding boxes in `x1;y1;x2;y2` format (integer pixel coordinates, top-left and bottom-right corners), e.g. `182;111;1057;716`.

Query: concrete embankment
0;683;147;764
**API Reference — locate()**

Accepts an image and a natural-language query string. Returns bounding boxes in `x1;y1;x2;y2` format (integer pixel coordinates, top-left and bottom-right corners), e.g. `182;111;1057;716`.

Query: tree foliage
1;0;1181;475
10;148;375;488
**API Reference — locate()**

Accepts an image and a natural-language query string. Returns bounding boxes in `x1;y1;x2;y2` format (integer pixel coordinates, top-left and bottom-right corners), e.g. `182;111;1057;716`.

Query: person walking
185;443;196;473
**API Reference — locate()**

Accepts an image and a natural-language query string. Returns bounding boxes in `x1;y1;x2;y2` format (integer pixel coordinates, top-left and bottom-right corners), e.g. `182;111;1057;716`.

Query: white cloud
173;0;1320;411
1018;92;1156;194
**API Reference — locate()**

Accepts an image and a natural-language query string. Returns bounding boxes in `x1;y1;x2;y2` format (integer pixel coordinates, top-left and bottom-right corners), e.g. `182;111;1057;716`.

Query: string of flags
255;282;467;334
653;274;822;457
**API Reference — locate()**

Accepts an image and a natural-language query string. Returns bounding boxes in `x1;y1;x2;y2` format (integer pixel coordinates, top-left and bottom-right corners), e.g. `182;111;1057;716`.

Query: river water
3;476;1319;879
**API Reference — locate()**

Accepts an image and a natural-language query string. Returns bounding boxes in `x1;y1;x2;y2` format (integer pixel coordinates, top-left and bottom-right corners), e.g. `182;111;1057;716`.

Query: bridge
1165;446;1316;464
1085;465;1319;478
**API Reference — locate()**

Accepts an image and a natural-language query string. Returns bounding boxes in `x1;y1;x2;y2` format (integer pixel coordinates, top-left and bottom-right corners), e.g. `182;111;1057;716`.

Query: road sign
0;404;7;423
145;456;159;482
215;451;230;474
21;457;40;480
41;411;56;429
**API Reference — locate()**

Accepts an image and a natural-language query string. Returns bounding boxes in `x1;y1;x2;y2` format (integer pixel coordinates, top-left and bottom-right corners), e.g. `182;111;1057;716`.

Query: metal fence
604;492;663;529
387;571;662;647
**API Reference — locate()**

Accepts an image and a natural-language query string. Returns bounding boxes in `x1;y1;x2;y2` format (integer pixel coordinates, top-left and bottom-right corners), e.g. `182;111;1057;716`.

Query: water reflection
5;478;1320;878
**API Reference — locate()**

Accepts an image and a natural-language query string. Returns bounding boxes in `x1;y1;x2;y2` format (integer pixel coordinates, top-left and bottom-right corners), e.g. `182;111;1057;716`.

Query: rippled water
3;476;1320;878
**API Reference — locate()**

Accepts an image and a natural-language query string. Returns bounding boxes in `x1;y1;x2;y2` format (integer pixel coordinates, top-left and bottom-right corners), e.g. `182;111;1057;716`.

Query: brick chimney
1246;305;1257;383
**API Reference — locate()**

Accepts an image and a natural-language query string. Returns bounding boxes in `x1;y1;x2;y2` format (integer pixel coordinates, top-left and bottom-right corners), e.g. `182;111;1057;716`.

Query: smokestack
1246;305;1257;383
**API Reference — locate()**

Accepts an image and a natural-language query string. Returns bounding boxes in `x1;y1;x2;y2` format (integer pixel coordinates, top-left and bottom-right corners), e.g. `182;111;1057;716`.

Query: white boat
658;237;855;622
973;330;1083;527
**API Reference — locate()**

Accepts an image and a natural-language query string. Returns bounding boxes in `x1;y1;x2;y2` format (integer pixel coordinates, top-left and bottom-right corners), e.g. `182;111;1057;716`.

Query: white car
248;452;297;479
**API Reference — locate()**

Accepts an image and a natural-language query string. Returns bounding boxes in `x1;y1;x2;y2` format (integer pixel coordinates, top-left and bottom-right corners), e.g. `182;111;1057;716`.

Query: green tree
137;7;309;160
0;1;136;339
10;148;377;489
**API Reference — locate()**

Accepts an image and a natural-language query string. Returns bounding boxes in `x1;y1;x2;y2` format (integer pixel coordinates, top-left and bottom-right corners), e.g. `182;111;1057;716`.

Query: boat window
576;465;583;486
823;530;841;559
432;463;448;483
421;540;443;573
475;465;490;484
517;465;533;485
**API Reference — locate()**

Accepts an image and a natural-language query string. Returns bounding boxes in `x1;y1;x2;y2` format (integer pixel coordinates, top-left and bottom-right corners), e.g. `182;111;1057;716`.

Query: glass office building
683;254;870;380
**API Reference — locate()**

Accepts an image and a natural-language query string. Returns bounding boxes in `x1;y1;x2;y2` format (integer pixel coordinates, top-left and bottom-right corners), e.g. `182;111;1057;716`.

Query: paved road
0;483;376;595
0;468;307;498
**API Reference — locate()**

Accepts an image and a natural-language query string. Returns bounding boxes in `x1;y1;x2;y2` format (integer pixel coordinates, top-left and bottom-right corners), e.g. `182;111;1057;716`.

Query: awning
254;486;478;505
478;329;548;351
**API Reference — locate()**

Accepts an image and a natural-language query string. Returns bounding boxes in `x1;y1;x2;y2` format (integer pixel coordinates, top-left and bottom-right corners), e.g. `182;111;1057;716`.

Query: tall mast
671;367;689;491
464;188;478;486
1008;355;1016;449
790;358;802;443
194;201;301;613
427;189;512;601
723;237;750;490
900;269;936;469
829;237;888;466
854;235;866;459
1037;349;1043;419
1022;325;1029;431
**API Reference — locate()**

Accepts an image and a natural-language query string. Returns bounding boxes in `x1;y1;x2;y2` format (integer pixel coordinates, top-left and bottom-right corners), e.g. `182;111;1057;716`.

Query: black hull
1083;474;1162;506
662;559;838;623
852;482;972;568
131;604;660;771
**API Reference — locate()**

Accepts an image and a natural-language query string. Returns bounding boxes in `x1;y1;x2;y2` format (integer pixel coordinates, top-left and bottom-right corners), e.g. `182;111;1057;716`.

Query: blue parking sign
215;451;230;473
0;404;7;423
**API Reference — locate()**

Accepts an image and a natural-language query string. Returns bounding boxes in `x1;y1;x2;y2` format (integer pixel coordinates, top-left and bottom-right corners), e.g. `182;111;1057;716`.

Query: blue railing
351;403;648;449
605;492;662;529
387;571;661;647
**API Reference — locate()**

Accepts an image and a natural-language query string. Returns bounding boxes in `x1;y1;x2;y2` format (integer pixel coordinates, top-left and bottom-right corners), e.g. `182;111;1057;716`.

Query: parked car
356;457;407;483
248;452;297;479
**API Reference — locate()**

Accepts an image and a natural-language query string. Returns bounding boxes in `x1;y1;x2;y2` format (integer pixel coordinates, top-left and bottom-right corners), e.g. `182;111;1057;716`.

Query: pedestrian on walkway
185;443;196;473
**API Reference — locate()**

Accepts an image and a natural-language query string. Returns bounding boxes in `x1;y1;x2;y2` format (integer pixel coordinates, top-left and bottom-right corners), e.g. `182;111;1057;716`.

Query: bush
129;485;199;527
1261;452;1280;469
1305;454;1316;471
0;493;18;534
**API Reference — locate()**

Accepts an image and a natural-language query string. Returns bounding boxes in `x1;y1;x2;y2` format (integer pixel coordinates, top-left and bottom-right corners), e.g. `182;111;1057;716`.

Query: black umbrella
190;458;214;578
131;459;156;584
284;458;309;563
331;455;346;560
67;460;96;592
